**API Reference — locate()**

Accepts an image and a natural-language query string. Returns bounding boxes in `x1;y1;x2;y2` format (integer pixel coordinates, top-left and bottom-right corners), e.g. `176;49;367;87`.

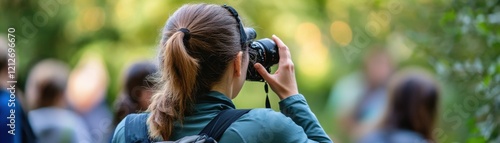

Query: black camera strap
265;82;271;108
223;4;272;109
222;4;247;49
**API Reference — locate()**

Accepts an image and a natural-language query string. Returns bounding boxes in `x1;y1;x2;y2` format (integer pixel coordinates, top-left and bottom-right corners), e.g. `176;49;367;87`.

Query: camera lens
246;38;279;81
255;38;279;67
244;28;256;42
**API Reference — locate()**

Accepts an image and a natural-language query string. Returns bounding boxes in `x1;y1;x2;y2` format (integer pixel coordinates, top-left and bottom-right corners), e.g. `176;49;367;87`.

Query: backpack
124;109;251;143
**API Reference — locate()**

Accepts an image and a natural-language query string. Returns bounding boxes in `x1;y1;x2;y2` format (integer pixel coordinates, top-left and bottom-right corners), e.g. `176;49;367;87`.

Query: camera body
243;28;279;81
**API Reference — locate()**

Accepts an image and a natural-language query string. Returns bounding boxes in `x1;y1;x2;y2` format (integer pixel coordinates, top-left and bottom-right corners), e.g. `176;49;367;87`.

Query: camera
244;28;279;81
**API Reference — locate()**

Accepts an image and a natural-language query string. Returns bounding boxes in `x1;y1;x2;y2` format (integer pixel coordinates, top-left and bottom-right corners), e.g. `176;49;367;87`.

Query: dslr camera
243;28;279;82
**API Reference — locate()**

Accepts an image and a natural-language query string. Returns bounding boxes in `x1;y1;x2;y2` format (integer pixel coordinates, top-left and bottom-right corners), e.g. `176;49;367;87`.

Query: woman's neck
211;69;235;99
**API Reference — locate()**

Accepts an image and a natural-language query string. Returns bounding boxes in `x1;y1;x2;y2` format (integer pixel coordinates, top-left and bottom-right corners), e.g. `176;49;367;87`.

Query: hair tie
178;28;191;41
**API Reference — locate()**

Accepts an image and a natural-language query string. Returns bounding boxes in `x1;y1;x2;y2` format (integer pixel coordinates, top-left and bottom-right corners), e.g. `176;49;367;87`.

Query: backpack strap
199;109;251;141
124;113;152;143
123;110;250;142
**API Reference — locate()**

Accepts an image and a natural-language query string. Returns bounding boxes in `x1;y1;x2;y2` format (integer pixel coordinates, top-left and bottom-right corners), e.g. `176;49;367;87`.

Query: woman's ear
233;51;243;77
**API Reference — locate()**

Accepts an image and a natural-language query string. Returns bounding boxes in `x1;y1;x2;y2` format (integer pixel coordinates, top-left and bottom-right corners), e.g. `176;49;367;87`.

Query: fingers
254;63;273;83
272;35;292;63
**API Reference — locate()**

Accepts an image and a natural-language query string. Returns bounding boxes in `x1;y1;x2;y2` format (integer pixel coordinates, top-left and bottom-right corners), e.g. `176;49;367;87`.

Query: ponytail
147;30;199;140
146;3;245;140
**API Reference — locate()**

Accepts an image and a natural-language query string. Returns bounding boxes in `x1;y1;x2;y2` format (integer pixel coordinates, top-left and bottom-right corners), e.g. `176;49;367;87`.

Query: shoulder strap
123;110;250;142
199;109;251;141
124;113;152;143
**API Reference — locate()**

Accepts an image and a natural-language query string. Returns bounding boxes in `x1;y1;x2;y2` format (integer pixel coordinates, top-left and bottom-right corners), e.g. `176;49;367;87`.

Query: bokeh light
295;22;332;82
330;21;353;46
1;0;498;142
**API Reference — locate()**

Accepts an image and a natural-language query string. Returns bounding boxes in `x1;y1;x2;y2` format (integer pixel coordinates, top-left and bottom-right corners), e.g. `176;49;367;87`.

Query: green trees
1;0;498;142
411;0;499;142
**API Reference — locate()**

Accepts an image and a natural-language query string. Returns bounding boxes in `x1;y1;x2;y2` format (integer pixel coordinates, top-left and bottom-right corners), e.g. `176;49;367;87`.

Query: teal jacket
112;91;332;143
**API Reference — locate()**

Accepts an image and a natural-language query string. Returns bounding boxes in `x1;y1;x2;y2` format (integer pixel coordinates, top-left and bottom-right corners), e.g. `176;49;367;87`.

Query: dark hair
125;61;157;105
0;36;7;73
0;54;6;73
113;61;157;126
26;59;70;109
147;3;246;139
383;69;439;141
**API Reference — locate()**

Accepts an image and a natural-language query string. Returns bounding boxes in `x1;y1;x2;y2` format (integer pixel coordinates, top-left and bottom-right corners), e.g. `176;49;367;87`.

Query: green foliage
1;0;499;142
405;0;500;142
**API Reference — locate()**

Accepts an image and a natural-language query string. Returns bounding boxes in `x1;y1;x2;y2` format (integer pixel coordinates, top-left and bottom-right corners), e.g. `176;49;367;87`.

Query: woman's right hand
254;35;299;100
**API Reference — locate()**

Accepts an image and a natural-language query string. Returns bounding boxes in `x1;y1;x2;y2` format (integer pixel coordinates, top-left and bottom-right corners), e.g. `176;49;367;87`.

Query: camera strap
265;82;271;108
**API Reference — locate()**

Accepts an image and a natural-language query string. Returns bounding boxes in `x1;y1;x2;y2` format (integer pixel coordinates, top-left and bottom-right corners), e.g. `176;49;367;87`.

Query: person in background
66;54;113;143
326;47;394;141
25;59;91;143
0;36;37;143
113;61;157;126
358;67;440;143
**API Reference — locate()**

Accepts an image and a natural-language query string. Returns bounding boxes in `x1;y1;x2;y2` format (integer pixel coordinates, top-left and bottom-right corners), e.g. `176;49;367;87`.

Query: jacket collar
194;91;235;113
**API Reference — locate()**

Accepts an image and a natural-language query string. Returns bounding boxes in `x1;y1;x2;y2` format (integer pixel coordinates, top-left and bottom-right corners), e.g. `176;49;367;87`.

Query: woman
113;61;157;126
359;68;440;143
26;60;91;142
112;3;331;143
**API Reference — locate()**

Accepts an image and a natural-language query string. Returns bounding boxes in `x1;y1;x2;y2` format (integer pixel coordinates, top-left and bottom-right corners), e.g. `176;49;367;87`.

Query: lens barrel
246;37;279;81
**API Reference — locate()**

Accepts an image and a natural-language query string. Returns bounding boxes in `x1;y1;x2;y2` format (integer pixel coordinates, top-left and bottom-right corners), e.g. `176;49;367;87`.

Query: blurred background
1;0;499;142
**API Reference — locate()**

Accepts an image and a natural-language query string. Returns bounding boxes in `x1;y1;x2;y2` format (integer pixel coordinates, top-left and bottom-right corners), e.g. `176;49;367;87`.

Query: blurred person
326;47;394;141
66;54;113;143
0;36;36;143
112;4;332;142
113;61;157;126
358;67;440;143
25;59;91;142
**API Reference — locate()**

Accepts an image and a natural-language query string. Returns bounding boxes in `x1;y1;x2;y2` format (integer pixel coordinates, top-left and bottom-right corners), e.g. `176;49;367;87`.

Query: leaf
486;85;500;99
489;136;500;143
476;22;489;36
454;62;465;75
467;137;486;143
476;114;496;140
487;12;500;24
483;75;492;87
474;58;484;74
488;64;496;76
475;104;490;118
440;10;456;26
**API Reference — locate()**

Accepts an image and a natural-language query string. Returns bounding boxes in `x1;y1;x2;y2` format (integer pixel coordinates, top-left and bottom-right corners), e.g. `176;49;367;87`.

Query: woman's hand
254;35;299;100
